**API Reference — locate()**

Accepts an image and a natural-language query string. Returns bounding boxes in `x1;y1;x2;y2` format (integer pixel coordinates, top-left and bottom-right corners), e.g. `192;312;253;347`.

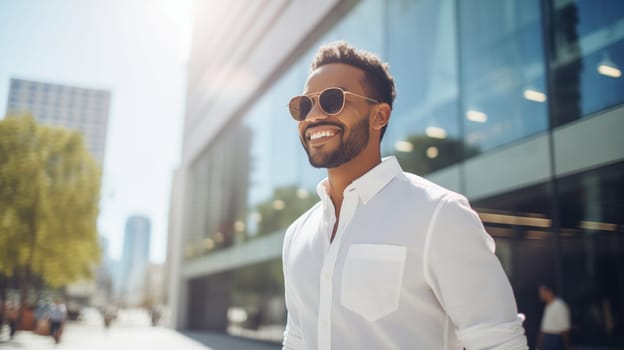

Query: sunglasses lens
319;88;344;115
289;96;312;121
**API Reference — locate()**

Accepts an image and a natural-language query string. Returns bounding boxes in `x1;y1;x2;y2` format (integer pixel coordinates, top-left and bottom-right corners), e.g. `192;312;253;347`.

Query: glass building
168;0;624;348
6;78;111;164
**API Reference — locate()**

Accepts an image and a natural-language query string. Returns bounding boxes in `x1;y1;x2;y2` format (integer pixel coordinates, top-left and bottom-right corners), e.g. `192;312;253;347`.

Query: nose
303;98;328;123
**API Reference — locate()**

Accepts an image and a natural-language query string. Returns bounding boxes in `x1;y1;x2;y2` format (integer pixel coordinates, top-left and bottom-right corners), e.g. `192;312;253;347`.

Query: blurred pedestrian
0;299;4;338
282;41;528;349
6;301;19;339
150;306;161;327
47;298;67;343
537;284;571;350
103;305;116;329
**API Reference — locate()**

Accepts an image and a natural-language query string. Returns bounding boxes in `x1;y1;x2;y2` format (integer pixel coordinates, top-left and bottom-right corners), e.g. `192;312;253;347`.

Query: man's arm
282;225;303;350
282;268;303;349
282;299;303;350
562;330;571;350
561;301;572;350
424;194;528;349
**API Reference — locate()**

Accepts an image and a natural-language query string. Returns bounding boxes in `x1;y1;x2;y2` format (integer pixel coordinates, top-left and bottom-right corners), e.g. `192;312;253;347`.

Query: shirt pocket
340;244;407;322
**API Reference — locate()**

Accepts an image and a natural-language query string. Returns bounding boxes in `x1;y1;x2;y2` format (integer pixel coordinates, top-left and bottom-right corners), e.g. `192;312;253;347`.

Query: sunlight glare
154;0;193;63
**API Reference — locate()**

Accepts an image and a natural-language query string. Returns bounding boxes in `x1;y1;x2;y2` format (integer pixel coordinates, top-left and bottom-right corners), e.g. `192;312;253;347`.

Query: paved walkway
184;332;280;350
0;323;208;350
0;309;280;350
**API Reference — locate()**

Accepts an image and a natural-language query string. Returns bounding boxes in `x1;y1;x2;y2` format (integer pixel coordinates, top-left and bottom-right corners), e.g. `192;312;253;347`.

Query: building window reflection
459;0;548;153
548;0;624;127
229;259;285;336
184;124;251;259
472;182;556;348
557;162;624;345
384;0;463;175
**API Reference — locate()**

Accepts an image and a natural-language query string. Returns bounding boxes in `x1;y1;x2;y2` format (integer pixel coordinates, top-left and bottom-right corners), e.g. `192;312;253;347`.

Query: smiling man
281;41;528;350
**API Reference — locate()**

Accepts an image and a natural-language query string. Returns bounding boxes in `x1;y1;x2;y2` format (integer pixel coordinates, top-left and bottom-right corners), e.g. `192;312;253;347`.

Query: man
5;301;19;339
282;41;528;349
537;284;571;350
47;298;67;343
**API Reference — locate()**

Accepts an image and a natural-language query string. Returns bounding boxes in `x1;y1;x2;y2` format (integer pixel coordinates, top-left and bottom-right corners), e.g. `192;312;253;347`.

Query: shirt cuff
455;315;528;350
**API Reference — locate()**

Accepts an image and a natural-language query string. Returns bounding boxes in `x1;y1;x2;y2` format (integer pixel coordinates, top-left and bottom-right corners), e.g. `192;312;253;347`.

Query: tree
254;185;319;237
393;134;480;176
0;114;101;309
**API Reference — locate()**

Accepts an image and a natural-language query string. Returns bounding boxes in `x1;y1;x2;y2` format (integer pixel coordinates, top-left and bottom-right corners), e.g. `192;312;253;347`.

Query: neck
325;149;381;216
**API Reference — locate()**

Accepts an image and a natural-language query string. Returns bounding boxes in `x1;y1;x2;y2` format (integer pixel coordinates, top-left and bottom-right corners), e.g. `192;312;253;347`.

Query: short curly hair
310;41;396;140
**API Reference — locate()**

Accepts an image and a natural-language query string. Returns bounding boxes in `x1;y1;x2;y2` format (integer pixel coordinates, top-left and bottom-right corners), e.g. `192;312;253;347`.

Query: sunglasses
288;87;379;121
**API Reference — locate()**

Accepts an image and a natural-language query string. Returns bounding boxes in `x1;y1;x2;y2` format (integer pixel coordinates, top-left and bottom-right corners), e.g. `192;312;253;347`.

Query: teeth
309;130;336;140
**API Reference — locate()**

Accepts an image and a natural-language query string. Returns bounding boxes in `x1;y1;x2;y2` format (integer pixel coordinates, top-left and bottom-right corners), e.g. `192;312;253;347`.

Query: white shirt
541;298;570;334
48;303;67;322
282;157;527;350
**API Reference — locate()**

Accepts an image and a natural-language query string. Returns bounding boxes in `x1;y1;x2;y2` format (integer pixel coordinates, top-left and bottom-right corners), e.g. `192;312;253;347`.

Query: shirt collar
316;156;404;205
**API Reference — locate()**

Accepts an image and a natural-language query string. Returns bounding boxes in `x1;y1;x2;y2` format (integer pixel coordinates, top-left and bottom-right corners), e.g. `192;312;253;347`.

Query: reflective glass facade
459;0;549;153
549;0;624;126
182;0;624;347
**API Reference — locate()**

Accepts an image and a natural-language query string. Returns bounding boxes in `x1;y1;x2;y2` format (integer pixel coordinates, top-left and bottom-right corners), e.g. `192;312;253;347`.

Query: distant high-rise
118;215;151;306
6;78;111;163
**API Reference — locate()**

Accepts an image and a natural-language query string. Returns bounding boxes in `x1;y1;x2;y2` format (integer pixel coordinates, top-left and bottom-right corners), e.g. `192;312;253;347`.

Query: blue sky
0;0;192;263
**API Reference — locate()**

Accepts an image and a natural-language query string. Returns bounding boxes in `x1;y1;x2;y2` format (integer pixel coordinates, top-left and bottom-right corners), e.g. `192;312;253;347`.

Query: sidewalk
0;309;280;350
184;332;280;350
0;324;281;350
0;323;208;350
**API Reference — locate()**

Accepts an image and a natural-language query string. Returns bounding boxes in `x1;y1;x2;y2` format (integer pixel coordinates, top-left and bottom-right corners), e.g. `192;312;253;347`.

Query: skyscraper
118;215;151;307
6;78;111;163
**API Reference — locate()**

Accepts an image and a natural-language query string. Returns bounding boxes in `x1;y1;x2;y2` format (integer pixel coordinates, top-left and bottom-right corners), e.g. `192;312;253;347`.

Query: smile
304;124;343;143
309;130;337;141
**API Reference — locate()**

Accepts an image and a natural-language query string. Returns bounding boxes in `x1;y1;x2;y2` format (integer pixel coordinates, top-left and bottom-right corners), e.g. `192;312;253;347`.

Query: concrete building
6;78;111;163
118;215;151;307
168;1;624;348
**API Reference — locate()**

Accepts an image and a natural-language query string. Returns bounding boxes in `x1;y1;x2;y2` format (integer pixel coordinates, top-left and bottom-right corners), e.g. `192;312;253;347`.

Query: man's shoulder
294;201;322;225
397;171;464;203
282;201;322;263
554;298;570;311
284;202;322;239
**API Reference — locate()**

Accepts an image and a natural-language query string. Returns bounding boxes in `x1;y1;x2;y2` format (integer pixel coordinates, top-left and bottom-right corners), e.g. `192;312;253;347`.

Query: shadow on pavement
183;332;281;350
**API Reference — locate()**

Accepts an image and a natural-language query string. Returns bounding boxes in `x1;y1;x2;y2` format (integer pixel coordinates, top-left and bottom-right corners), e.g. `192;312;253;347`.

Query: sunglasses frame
288;87;379;121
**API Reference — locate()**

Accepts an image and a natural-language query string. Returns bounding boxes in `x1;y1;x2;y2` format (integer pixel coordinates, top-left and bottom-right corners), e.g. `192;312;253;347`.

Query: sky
0;0;193;263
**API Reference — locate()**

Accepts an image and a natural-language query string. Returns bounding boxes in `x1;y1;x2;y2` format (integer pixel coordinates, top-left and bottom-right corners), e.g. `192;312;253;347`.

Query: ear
370;103;391;131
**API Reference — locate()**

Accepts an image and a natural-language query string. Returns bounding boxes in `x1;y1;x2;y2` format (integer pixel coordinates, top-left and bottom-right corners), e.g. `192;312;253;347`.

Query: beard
303;116;370;168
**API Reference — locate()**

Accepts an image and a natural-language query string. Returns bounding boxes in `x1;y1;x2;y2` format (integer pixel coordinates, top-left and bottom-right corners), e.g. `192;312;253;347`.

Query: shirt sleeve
557;301;571;331
282;285;304;349
282;225;303;350
424;194;528;350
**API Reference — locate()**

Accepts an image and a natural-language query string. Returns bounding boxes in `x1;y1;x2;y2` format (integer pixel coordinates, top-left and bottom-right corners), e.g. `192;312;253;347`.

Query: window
384;0;462;175
548;0;624;126
557;162;624;346
459;0;548;153
473;182;556;348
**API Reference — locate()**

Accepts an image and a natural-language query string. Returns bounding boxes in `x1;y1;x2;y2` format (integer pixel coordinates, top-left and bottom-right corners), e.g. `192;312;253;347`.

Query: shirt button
321;320;328;327
323;272;331;281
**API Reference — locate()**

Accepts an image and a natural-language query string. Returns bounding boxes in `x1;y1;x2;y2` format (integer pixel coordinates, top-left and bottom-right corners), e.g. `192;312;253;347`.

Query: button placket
317;257;334;349
317;189;359;349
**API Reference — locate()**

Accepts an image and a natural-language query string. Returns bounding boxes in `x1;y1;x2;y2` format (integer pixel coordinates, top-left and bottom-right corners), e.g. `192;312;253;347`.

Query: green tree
393;134;480;176
254;185;319;237
0;114;101;308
